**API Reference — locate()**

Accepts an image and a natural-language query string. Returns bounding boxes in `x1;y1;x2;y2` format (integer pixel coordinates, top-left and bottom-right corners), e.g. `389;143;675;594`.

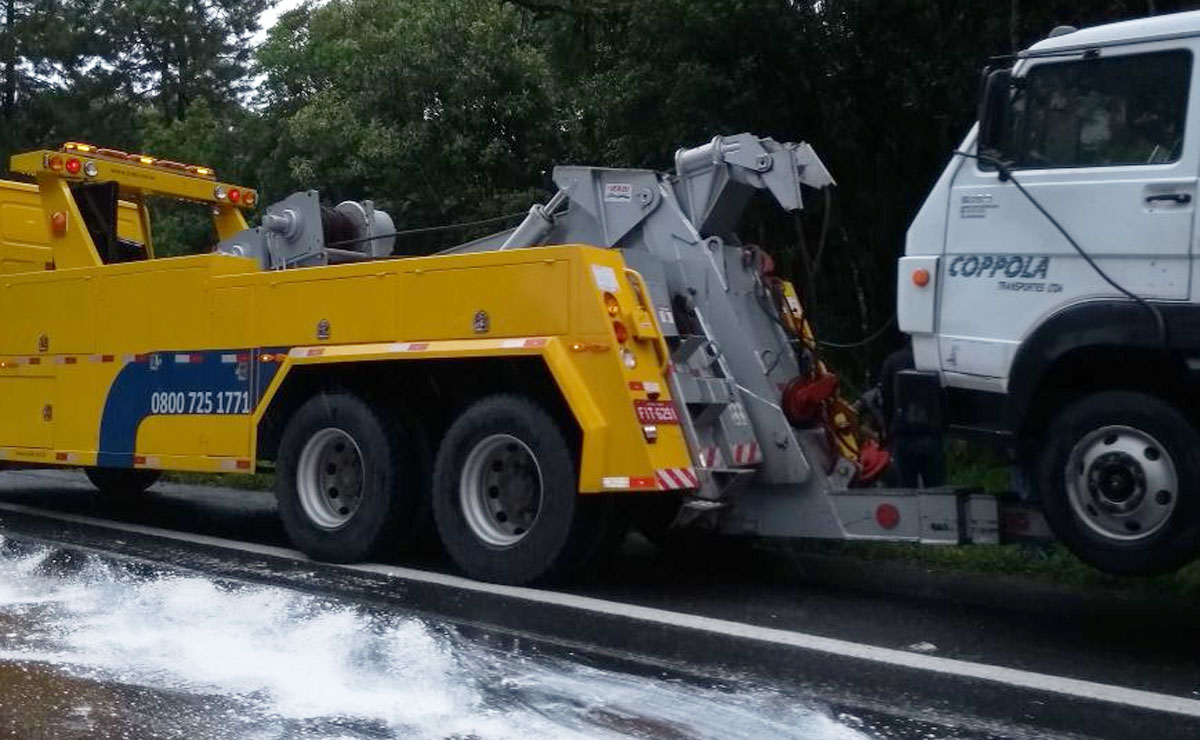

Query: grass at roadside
162;471;275;491
802;539;1200;600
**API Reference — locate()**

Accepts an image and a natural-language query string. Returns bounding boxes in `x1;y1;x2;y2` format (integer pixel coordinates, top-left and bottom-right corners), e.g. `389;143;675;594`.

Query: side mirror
976;67;1013;158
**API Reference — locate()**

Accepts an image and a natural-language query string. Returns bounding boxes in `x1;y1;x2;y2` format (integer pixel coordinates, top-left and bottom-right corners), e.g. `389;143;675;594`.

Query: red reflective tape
27;357;40;365
237;353;250;363
407;343;429;352
133;455;146;465
523;338;547;348
681;468;698;487
655;471;672;489
190;353;204;364
630;476;656;489
664;468;685;488
235;459;251;470
306;348;324;357
64;356;77;365
628;380;644;391
54;452;68;461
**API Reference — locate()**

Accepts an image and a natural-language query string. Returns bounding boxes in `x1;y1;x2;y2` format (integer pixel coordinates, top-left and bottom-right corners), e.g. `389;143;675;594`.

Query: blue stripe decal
96;350;281;468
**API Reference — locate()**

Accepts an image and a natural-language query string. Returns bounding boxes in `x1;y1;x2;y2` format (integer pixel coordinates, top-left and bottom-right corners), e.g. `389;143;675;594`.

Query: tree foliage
1;0;1197;373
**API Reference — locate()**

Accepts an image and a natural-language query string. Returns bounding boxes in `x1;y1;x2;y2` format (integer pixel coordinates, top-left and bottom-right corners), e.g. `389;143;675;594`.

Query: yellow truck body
0;146;693;496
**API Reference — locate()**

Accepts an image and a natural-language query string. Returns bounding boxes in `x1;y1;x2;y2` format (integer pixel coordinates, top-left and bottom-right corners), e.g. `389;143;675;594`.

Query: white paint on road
0;497;1198;720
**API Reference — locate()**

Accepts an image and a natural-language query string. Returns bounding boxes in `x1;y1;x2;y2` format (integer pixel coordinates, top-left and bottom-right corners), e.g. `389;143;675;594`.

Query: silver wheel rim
297;428;365;531
459;434;543;548
1065;425;1178;542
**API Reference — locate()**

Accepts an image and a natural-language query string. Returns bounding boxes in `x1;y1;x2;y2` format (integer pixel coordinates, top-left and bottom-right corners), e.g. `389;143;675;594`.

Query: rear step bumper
717;486;1052;545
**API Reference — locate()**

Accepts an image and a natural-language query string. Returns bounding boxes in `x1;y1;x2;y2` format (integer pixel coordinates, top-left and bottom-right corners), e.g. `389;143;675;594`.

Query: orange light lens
47;155;63;171
912;268;931;287
50;211;67;236
243;190;257;206
612;320;629;343
603;292;620;316
65;158;81;174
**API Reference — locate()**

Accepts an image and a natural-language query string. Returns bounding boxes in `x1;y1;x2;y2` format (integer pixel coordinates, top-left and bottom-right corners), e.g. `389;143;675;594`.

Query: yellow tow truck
0;137;1013;585
0;143;698;584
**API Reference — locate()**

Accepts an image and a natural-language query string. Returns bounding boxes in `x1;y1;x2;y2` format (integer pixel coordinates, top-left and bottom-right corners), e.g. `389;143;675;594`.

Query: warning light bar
26;142;259;209
61;142;218;181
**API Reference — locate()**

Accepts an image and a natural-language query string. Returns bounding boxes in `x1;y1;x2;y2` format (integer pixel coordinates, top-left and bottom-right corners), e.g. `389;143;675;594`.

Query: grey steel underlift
450;133;1002;545
221;133;1009;545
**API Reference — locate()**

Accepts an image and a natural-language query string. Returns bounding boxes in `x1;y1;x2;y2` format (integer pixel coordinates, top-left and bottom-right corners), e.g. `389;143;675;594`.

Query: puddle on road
0;539;996;740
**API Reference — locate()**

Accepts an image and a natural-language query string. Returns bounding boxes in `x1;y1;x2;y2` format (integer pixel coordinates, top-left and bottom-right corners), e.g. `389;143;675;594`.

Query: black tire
431;394;609;585
275;391;425;563
85;467;161;497
1036;390;1200;575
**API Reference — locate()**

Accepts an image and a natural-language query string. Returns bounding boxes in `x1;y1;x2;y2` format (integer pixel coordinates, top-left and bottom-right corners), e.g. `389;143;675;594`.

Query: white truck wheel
1036;390;1200;574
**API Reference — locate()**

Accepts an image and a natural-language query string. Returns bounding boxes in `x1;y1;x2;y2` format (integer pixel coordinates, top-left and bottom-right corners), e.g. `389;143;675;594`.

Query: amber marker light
50;211;67;236
912;268;931;287
603;292;620;316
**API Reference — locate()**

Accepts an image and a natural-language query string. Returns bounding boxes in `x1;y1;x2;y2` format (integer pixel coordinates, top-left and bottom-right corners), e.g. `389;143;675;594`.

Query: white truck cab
900;10;1200;574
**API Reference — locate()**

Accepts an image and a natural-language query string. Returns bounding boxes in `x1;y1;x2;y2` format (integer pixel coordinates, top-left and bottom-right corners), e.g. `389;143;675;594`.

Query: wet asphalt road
0;468;1197;739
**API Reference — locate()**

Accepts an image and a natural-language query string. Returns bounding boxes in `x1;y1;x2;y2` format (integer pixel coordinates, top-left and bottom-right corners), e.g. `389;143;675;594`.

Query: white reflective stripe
0;498;1195;719
500;339;525;349
601;476;630;489
173;354;191;364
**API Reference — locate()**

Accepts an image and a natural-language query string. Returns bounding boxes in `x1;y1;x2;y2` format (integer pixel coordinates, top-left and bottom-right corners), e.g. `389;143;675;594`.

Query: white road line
0;499;1197;718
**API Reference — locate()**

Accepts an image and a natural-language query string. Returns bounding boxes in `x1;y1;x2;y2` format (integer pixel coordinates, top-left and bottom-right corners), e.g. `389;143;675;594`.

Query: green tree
255;0;561;251
90;0;274;122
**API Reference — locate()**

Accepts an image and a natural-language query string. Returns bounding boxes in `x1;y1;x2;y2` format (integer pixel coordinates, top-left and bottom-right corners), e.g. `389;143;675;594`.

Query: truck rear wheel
432;394;609;585
275;392;424;563
85;467;161;497
1036;391;1200;575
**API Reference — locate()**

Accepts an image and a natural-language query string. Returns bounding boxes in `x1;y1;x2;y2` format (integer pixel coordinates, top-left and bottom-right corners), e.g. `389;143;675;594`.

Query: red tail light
612;320;629;343
65;158;81;174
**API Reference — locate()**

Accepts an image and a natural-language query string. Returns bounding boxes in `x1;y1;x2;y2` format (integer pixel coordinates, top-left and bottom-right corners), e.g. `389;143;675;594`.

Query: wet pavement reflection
0;538;1008;740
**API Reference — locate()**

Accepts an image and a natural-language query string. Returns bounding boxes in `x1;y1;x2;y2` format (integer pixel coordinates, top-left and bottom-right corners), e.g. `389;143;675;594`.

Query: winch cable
955;150;1168;351
324;210;529;250
817;315;897;349
749;187;898;352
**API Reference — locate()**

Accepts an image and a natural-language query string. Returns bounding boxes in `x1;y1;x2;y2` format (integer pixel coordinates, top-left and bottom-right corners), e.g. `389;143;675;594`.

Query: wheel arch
1008;300;1199;444
254;355;581;466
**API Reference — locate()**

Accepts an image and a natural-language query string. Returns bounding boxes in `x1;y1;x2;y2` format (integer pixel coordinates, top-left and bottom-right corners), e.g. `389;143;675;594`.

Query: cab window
1002;49;1192;168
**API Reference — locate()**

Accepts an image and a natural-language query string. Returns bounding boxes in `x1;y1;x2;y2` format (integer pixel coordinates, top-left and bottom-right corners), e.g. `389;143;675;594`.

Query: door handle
1146;192;1192;204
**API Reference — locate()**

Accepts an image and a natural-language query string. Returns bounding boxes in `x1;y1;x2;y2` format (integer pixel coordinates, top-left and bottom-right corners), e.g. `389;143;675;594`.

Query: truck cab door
941;44;1197;385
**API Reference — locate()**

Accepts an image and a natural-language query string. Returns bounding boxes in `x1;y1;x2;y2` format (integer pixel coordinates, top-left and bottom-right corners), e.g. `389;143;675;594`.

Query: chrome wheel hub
297;428;365;530
1065;425;1177;541
459;434;543;547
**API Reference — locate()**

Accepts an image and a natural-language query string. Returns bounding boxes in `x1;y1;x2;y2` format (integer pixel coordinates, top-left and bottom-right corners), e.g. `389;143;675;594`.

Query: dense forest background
0;0;1195;377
